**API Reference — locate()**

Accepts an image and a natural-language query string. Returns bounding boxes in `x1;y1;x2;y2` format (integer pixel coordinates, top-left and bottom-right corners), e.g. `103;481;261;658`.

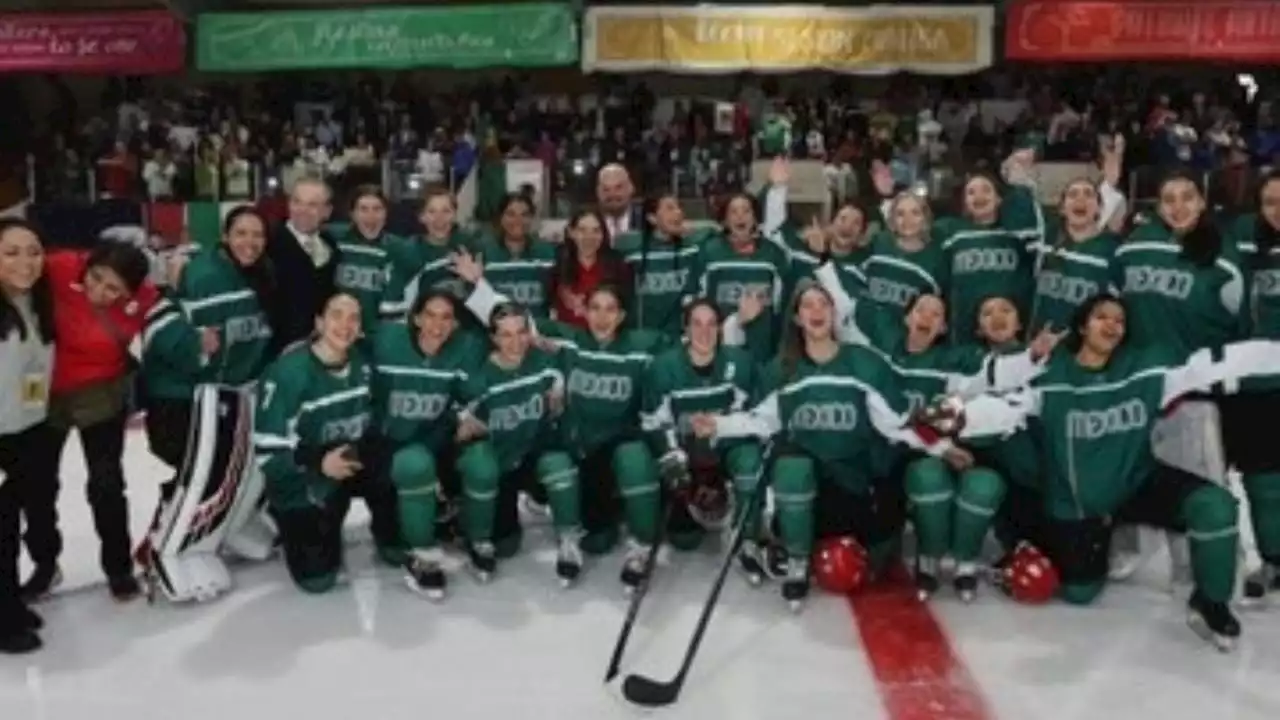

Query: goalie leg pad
146;385;257;601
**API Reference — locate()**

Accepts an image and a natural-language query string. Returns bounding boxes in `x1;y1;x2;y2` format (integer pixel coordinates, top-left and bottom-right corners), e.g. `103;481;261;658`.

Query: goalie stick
620;443;773;707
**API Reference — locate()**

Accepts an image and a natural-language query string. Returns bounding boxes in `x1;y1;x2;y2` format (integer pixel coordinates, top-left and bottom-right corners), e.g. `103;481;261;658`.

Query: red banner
1006;1;1280;61
0;11;186;74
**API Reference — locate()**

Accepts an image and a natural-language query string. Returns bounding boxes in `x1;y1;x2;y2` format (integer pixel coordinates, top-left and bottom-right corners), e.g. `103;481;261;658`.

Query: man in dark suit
596;164;643;244
265;176;339;357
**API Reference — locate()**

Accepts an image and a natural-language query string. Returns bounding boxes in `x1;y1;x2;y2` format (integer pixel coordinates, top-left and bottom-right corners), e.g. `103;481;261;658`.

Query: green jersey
1028;228;1121;332
862;233;947;312
889;343;988;415
140;293;207;402
380;228;478;320
370;321;486;449
460;349;564;472
616;229;708;334
175;247;272;385
694;233;789;363
333;228;399;337
1234;215;1280;392
254;345;374;510
542;322;666;454
475;235;557;318
1113;221;1246;358
937;184;1044;343
640;345;756;459
741;343;921;492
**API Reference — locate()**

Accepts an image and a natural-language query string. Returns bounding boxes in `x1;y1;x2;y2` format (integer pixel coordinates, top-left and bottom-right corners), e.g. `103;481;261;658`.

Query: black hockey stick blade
604;502;674;683
619;444;772;707
621;673;683;707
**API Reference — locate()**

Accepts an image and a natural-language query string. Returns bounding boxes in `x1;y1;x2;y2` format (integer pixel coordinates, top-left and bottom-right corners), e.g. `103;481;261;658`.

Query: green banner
196;4;578;71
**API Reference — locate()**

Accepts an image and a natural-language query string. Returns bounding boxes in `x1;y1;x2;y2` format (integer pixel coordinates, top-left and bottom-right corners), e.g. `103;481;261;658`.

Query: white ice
1;431;1278;720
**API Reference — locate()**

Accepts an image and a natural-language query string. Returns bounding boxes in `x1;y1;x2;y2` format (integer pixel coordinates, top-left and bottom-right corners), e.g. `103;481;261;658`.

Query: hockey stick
604;500;676;682
621;442;773;707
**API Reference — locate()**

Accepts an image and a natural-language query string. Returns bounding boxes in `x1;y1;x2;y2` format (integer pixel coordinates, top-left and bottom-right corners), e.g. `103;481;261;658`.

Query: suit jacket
264;223;339;358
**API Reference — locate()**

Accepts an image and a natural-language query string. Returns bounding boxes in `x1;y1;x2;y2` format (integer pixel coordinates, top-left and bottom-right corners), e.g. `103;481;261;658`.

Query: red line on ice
846;564;992;720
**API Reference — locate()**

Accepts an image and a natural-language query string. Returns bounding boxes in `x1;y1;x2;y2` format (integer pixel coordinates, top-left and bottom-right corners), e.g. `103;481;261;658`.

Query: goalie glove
658;449;692;490
914;395;966;437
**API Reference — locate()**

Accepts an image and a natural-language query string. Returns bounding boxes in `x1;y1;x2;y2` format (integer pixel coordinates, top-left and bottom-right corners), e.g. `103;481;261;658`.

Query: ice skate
404;549;447;601
915;556;940;601
1187;590;1240;652
954;562;979;603
555;531;584;588
762;540;789;581
619;539;652;596
467;540;497;583
1243;564;1278;606
737;540;766;587
781;556;810;612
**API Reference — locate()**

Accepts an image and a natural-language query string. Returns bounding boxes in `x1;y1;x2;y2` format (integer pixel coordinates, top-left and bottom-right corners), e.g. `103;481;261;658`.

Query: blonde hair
887;191;933;237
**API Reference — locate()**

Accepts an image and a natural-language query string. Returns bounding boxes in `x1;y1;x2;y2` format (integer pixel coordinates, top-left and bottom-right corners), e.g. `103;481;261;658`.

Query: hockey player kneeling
640;300;766;583
254;293;402;594
958;293;1280;651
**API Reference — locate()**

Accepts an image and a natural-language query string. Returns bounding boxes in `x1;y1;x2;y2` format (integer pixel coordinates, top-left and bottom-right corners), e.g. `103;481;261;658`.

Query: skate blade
403;576;446;602
1187;612;1236;653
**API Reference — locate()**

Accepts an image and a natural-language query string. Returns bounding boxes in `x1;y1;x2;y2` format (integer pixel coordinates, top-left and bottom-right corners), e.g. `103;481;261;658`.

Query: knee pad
459;442;501;494
1184;484;1239;532
391;445;437;495
904;457;953;500
959;467;1006;507
771;454;817;500
611;440;658;490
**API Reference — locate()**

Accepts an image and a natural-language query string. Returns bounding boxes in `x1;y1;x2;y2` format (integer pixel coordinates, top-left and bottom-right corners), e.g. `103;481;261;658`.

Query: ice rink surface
2;430;1280;720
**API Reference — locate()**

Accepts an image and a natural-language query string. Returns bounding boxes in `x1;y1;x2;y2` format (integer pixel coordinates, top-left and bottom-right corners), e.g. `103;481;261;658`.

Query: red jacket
549;256;631;329
47;250;158;394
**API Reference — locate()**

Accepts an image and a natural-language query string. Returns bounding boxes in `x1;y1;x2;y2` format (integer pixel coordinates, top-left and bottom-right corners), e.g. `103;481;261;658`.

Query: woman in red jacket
22;242;156;602
549;208;631;328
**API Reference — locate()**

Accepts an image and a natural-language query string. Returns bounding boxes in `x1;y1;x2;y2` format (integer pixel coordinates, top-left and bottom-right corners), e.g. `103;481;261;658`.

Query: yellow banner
583;5;994;75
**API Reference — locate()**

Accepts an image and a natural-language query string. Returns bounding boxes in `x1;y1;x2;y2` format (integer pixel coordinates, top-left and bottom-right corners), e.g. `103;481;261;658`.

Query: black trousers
1221;389;1280;474
29;412;133;579
1041;464;1206;586
995;481;1048;553
1;422;62;631
144;399;192;503
276;473;400;587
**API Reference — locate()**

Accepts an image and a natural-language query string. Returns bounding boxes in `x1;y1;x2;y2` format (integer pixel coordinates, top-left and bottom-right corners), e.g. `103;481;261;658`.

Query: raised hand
451;248;484;284
1029;324;1069;362
801;216;827;256
737;289;766;325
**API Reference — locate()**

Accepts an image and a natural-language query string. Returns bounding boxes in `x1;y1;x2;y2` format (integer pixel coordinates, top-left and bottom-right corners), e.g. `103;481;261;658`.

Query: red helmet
1001;542;1059;604
683;466;731;530
813;536;869;595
